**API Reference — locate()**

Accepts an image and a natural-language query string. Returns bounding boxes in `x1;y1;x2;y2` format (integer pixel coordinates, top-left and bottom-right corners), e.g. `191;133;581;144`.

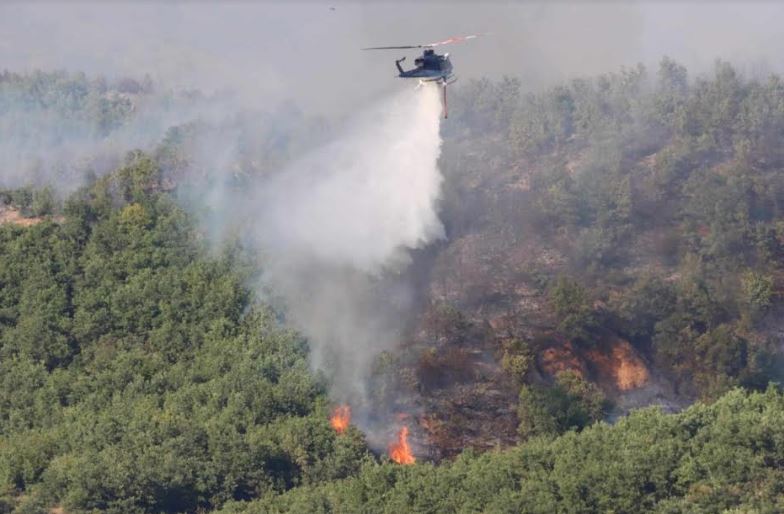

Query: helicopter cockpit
415;49;440;70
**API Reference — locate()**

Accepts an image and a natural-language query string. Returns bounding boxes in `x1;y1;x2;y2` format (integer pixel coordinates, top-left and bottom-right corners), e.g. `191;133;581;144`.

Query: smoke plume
247;85;444;408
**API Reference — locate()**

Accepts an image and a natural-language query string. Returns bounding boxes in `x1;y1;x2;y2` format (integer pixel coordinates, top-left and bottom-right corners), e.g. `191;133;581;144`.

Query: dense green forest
0;155;369;513
221;388;784;513
1;58;784;512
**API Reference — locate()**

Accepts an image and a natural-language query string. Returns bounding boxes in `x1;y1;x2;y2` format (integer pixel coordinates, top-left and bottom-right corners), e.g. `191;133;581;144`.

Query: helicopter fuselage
396;49;453;82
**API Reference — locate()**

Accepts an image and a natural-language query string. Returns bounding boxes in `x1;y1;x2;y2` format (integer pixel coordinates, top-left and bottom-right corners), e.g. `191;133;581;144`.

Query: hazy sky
2;2;783;114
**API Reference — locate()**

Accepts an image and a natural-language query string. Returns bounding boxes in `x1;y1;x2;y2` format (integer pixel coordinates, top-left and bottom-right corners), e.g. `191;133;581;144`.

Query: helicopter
362;34;484;118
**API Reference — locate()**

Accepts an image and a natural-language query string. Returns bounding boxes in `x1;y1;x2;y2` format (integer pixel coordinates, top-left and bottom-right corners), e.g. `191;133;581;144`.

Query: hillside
221;388;784;514
385;59;784;458
0;158;370;512
1;59;784;512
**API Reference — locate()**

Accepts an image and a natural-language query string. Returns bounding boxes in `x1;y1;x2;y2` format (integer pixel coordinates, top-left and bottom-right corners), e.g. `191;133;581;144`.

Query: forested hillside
221;388;784;513
387;58;784;455
0;156;368;512
1;58;784;512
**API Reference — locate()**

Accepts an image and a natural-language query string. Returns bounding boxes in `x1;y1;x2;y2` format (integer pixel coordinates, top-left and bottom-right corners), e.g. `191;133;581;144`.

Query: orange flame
389;426;415;464
330;405;351;434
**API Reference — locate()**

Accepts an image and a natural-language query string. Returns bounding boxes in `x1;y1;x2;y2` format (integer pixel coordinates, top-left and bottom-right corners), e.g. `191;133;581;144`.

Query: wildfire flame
330;405;351;434
389;426;416;465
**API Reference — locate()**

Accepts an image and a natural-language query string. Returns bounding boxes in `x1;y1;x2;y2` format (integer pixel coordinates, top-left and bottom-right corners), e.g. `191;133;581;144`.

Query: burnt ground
387;138;695;460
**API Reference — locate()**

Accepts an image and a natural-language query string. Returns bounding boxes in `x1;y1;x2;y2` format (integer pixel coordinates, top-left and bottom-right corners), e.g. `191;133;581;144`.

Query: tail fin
395;57;406;75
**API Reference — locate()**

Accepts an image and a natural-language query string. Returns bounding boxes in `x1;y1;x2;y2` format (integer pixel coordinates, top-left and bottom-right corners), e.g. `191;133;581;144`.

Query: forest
1;57;783;513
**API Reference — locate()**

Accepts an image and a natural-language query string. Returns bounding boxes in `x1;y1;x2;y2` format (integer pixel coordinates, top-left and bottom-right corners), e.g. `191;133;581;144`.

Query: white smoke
247;84;444;405
0;78;237;191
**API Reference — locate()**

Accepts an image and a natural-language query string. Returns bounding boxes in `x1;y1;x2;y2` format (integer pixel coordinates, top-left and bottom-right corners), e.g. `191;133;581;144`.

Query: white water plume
250;84;444;405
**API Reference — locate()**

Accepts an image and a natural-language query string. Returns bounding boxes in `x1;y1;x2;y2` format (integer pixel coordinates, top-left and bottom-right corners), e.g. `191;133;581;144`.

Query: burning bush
389;426;415;465
330;405;351;434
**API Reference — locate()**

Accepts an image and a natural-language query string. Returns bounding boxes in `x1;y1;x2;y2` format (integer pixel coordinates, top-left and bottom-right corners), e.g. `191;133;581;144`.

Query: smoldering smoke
0;81;236;191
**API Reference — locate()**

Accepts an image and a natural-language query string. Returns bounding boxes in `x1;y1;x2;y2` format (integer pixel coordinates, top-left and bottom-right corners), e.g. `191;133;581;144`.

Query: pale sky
2;2;784;115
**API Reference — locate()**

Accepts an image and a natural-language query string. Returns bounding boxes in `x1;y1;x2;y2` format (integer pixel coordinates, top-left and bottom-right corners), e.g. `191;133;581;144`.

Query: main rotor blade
361;33;487;51
361;45;425;50
426;33;486;47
